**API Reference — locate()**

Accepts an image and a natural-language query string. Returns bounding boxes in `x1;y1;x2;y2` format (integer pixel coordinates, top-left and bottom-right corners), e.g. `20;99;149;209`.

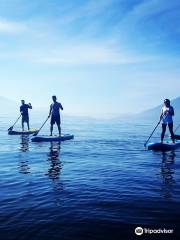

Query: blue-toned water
0;116;180;240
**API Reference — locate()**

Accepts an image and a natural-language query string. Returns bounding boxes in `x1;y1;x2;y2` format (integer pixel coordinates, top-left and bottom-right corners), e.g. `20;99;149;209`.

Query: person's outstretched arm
28;103;32;109
60;103;63;110
160;108;163;121
169;107;174;116
20;106;23;114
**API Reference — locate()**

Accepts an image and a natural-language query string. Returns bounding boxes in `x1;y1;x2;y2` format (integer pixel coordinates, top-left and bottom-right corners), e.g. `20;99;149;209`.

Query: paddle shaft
8;115;21;131
144;120;161;147
34;117;49;136
174;124;180;133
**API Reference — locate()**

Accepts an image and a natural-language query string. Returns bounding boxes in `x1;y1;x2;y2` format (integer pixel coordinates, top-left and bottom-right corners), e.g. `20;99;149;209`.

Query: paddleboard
8;129;38;135
174;135;180;140
147;141;180;151
31;134;74;142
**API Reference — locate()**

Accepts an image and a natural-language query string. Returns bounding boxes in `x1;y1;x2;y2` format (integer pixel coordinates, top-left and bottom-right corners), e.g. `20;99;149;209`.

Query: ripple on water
0;118;180;239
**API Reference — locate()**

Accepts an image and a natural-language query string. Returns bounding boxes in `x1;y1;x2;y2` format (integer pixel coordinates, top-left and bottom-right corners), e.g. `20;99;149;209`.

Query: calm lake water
0;116;180;240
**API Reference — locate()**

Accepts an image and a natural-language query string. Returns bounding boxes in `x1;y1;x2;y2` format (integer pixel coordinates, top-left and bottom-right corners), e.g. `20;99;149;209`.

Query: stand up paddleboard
31;134;74;142
8;129;38;135
147;141;180;151
174;135;180;140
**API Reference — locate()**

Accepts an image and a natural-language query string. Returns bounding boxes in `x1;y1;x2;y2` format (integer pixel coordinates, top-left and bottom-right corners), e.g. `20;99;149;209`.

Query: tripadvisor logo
135;227;143;236
135;227;174;236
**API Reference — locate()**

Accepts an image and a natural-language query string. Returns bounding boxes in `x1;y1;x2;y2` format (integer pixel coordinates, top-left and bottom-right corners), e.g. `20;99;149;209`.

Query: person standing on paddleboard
48;96;63;136
20;100;32;131
160;99;175;143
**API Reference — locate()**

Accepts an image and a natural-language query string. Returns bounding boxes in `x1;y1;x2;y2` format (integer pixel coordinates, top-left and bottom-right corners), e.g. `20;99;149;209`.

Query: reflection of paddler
160;99;175;143
160;152;175;199
19;136;30;174
20;135;29;152
19;159;30;174
161;152;175;181
47;142;61;180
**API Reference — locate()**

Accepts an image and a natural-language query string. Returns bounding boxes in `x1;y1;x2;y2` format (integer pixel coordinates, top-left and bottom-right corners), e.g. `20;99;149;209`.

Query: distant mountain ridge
0;96;19;115
136;97;180;122
1;96;180;122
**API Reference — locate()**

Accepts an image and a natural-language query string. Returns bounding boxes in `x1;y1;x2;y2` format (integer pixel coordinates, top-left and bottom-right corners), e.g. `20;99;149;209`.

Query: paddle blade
8;126;13;131
33;130;40;136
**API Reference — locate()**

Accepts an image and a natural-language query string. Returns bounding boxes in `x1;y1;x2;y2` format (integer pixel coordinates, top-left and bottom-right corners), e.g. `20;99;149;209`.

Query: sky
0;0;180;117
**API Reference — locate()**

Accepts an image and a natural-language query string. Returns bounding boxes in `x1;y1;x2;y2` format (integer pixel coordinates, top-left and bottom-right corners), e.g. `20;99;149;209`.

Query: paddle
174;124;180;133
8;115;21;131
33;116;49;136
144;120;161;147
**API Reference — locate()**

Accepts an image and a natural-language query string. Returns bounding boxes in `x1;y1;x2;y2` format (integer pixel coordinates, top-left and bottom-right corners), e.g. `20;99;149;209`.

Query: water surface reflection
160;151;176;199
47;142;62;180
19;135;30;174
20;135;29;152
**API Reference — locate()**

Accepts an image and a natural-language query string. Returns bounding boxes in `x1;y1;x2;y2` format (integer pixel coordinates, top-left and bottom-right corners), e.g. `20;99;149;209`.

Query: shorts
22;115;29;123
51;115;60;125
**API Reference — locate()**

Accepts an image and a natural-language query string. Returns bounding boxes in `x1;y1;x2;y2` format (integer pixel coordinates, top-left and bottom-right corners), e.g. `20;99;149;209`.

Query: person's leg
27;120;30;130
168;123;175;143
50;116;55;136
22;119;24;131
50;124;53;136
56;115;61;136
161;124;166;143
57;124;61;136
